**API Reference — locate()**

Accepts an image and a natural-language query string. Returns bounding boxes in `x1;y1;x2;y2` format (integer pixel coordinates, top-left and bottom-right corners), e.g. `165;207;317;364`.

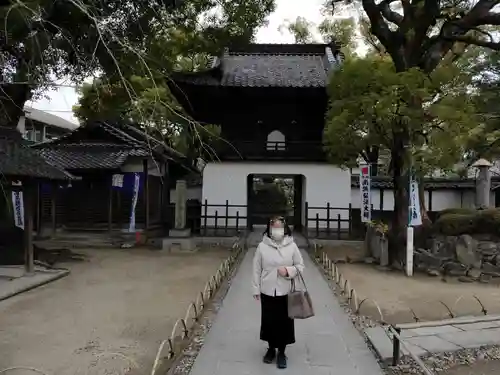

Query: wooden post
35;182;41;239
24;181;34;274
108;178;113;233
51;182;57;237
143;159;150;231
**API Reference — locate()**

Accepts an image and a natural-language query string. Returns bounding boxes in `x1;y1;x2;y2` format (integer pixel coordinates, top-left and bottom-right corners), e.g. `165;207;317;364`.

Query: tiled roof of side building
0;127;75;180
171;43;343;88
31;121;195;171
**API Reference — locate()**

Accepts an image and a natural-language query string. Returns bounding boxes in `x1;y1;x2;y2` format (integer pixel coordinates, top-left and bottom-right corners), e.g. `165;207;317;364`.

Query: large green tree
1;0;275;129
324;0;500;255
280;16;358;57
73;1;275;160
324;55;476;258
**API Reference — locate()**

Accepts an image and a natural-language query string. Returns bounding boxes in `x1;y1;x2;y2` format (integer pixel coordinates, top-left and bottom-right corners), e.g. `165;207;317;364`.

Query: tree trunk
0;84;32;128
389;132;409;264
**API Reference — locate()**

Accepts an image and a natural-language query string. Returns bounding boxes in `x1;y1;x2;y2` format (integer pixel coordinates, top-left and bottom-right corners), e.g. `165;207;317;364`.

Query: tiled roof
351;175;500;190
0;127;74;180
36;144;148;170
32;121;193;171
172;43;342;88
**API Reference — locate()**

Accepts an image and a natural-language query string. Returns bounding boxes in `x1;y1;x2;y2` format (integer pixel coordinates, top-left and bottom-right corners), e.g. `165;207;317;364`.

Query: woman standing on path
252;216;305;369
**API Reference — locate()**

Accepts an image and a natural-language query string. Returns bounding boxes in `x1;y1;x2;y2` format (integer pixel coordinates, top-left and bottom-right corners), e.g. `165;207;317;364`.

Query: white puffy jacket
252;235;305;297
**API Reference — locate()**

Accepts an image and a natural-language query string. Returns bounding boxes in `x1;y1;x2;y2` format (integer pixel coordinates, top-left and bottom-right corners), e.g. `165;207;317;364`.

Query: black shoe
263;348;276;363
277;352;287;369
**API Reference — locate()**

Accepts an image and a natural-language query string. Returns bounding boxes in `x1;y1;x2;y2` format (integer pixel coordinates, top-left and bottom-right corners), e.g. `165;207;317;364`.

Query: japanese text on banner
11;191;24;229
128;173;140;233
409;175;422;226
360;165;371;223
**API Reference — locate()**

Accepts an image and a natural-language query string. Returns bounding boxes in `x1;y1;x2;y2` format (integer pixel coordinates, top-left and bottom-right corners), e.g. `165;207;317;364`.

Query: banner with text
360;165;371;223
128;173;141;233
409;174;422;226
11;191;25;229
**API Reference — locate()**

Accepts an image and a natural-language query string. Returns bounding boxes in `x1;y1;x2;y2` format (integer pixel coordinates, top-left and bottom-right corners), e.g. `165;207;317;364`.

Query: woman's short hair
263;216;292;237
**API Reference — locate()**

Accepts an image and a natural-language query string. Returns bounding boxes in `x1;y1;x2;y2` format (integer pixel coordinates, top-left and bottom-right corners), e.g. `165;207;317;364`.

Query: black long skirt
260;293;295;348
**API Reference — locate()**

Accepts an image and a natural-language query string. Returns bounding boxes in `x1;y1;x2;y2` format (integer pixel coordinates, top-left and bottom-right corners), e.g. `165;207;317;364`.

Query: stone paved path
189;244;384;375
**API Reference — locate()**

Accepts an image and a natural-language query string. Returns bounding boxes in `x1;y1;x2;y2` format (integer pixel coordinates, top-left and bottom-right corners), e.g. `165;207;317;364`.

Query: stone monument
163;180;195;252
472;158;492;209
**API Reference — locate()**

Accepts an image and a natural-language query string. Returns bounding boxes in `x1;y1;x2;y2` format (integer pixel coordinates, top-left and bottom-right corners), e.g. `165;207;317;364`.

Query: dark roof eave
350;175;499;190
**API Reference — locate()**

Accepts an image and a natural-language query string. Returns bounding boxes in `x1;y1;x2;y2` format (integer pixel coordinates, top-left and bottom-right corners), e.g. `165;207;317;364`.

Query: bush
436;208;476;220
434;208;500;236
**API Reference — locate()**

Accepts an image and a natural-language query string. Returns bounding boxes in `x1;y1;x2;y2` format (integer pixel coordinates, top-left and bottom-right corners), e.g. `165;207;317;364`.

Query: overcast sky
28;0;327;125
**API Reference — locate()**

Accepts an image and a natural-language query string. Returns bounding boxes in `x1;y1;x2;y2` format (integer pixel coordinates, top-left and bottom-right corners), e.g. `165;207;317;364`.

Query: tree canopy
1;0;275;129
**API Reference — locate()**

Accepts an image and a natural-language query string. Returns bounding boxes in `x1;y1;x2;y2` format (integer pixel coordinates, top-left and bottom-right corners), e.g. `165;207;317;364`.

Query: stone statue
472;159;492;209
174;180;187;229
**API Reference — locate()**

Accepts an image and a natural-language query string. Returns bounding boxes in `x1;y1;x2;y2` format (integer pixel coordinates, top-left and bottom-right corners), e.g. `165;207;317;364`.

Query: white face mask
271;228;285;241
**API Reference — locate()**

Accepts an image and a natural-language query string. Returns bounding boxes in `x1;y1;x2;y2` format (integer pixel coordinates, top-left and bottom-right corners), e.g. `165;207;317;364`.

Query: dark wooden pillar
428;189;433;212
246;174;253;230
35;182;41;238
108;177;113;233
143;159;150;231
51;182;57;237
23;181;35;274
162;162;171;231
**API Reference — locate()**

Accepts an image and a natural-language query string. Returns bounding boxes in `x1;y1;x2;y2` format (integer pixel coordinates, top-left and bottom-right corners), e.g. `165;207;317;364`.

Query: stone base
162;232;197;252
169;228;191;238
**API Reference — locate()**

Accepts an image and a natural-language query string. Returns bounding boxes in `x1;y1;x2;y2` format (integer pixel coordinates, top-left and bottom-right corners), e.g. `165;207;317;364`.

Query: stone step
35;239;117;249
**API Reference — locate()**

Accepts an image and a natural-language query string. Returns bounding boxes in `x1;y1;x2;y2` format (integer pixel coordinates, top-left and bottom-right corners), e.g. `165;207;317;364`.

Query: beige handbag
287;268;314;319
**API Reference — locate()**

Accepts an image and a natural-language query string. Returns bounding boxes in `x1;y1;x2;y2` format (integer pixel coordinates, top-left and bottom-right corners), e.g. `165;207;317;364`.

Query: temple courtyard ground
322;244;500;324
0;246;230;375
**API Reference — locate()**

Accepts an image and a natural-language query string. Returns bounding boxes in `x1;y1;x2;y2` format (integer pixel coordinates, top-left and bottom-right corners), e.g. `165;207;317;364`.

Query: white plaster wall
120;157;165;177
202;162;351;228
351;187;495;211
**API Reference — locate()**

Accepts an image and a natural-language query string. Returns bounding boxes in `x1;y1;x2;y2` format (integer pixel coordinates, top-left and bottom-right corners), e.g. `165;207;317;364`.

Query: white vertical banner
128;173;140;233
409;174;422;226
360;164;371;223
11;190;25;229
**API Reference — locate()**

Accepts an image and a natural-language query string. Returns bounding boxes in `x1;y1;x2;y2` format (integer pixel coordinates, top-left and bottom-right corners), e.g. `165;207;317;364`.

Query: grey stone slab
453;322;500;331
364;326;426;361
304;333;352;366
365;327;393;360
406;335;462;352
440;328;500;348
410;325;463;336
188;245;384;375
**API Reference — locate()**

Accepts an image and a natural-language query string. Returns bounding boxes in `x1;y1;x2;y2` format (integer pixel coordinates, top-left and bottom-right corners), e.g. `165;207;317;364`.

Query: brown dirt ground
322;244;500;324
0;247;230;375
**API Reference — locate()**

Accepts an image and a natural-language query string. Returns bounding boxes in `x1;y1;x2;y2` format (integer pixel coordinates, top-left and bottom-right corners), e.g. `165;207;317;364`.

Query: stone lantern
472;158;493;209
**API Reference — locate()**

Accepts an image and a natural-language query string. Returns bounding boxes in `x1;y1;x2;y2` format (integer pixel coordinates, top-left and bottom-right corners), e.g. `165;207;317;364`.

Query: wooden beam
23;181;34;274
143;159;150;231
108;178;113;233
51;182;57;237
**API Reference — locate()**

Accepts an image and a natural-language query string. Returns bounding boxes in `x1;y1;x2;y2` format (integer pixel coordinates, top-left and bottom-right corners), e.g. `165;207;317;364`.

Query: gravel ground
0;247;230;375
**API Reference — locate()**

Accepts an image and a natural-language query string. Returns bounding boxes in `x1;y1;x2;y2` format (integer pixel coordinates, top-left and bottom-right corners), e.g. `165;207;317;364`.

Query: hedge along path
150;239;245;375
312;243;491;324
312;242;385;324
